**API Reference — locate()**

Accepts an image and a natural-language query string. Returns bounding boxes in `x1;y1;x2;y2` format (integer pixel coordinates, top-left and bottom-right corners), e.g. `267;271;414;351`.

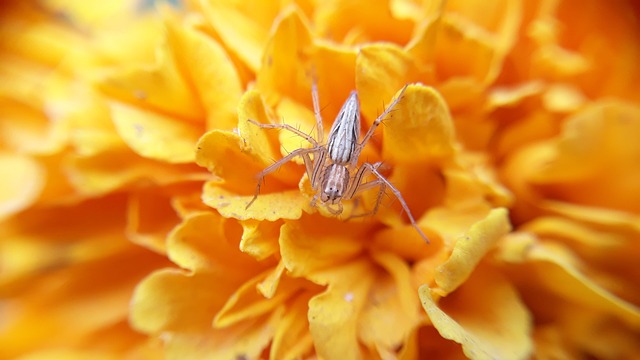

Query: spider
245;83;429;243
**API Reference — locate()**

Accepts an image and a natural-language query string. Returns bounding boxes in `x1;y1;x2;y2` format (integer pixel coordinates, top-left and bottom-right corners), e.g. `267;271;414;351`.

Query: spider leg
352;85;408;162
324;201;343;215
248;119;319;147
346;161;429;243
311;78;325;144
246;146;323;209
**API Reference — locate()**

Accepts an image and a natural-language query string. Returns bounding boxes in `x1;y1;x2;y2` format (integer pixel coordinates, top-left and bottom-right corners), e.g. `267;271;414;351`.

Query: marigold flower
1;0;639;359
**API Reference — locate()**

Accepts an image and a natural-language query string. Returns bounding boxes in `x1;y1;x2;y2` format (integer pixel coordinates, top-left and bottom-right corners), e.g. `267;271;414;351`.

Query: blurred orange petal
420;268;533;360
164;16;243;130
0;154;45;219
110;102;201;163
200;0;281;71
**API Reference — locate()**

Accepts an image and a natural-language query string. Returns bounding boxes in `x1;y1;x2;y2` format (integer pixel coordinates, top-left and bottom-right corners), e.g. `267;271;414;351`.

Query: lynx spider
246;83;429;243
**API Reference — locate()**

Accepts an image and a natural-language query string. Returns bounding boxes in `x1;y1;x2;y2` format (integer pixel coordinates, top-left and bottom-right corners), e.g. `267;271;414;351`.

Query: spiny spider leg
246;146;323;209
247;119;318;147
347;161;430;243
352;85;408;165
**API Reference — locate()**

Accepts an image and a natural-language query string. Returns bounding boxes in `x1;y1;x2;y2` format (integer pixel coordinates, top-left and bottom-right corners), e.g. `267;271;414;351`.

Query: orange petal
444;0;523;57
434;208;511;296
200;0;281;72
498;239;640;326
0;154;44;219
532;101;640;213
164;17;242;131
420;268;533;360
433;15;498;85
314;0;413;44
109;102;201;163
382;84;456;164
541;201;640;235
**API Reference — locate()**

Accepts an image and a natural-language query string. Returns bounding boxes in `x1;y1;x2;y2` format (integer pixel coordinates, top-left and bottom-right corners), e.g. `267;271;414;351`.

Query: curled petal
434;208;511;296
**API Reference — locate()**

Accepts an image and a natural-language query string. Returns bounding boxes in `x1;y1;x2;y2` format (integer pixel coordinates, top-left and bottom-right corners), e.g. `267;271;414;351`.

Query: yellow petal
164;17;242;131
382;84;456;164
163;313;277;360
311;43;358;123
110;102;201;163
239;219;281;261
197;125;300;193
166;211;266;277
65;149;207;195
356;44;428;128
130;269;225;333
256;6;313;106
358;251;422;351
308;259;376;360
202;183;309;221
433;15;498;85
235;90;280;165
97;40;204;121
422;168;496;244
214;269;305;328
405;1;445;64
279;218;366;278
125;190;181;254
420;268;533;360
434;208;511;296
274;97;317;162
314;0;413;44
270;291;315;360
0;98;69;155
0;154;44;219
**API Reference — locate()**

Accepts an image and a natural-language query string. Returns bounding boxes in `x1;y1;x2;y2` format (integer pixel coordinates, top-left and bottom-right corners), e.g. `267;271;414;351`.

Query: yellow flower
1;0;639;359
